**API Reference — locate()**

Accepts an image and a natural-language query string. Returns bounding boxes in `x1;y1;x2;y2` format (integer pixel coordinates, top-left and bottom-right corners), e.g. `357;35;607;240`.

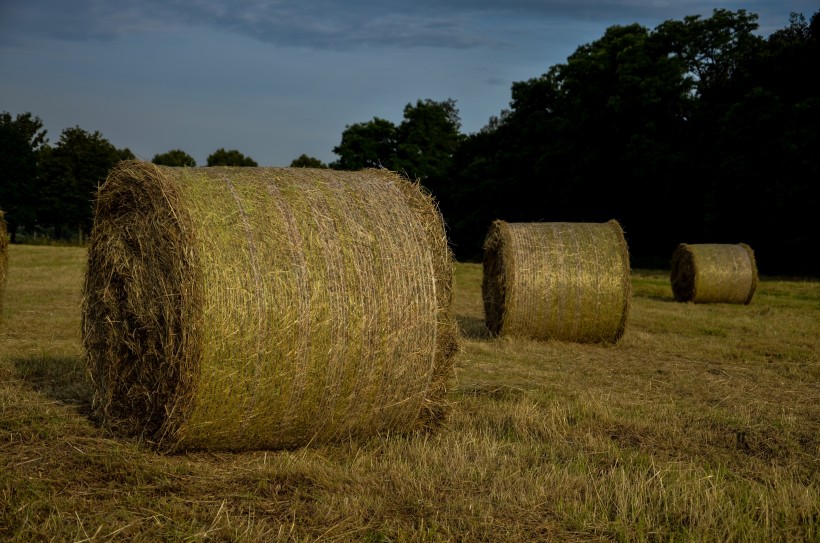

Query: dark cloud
1;0;813;49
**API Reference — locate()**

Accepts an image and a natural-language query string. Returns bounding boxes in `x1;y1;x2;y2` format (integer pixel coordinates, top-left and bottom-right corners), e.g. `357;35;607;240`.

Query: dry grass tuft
81;160;457;453
670;243;758;304
481;219;631;343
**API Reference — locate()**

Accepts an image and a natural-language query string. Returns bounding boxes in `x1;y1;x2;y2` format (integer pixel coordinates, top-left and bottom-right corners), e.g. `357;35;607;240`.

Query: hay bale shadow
456;314;491;340
12;355;93;413
646;295;681;303
458;383;529;402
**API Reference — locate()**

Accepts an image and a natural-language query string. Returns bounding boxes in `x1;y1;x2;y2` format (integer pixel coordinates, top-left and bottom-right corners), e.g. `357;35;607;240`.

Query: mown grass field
1;244;818;542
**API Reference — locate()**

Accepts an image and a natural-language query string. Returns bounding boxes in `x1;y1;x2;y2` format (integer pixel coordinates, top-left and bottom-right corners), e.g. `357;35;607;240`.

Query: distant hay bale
482;220;631;343
0;208;7;317
82;160;457;453
670;243;758;304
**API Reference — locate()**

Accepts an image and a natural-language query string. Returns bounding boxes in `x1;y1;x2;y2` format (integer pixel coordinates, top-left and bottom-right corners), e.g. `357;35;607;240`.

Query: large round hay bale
0;208;7;317
482;219;631;343
82;160;458;453
670;243;758;304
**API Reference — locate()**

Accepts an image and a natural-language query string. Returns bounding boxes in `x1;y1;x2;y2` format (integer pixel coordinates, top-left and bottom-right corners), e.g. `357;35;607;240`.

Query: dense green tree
0;112;48;242
152;149;196;167
700;10;820;274
448;117;513;260
451;20;695;262
39;126;134;241
445;8;816;270
330;117;398;170
330;99;463;207
655;9;763;100
323;9;818;274
394;99;464;198
290;154;327;168
553;21;695;259
206;148;257;167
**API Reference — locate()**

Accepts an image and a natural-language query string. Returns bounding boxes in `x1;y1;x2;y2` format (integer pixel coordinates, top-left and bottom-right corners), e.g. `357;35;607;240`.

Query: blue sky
1;0;815;166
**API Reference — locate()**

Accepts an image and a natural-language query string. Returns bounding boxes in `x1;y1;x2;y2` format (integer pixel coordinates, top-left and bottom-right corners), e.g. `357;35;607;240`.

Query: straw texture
482;220;631;343
670;243;758;304
0;209;7;318
82;160;457;452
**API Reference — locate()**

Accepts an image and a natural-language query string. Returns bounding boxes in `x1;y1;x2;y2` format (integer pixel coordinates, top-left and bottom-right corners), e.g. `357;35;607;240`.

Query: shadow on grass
457;314;491;340
12;354;93;413
643;295;679;303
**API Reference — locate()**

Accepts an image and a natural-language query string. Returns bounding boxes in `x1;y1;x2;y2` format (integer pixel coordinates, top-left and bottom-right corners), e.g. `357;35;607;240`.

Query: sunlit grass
1;246;818;541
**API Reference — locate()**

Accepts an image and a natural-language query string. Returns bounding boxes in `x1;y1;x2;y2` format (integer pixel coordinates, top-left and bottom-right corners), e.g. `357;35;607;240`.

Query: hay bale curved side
482;220;631;343
0;208;7;317
670;243;758;304
392;179;459;427
82;160;457;452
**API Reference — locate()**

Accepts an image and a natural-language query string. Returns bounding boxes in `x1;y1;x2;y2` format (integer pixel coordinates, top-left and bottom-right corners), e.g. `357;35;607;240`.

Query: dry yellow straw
82;160;457;452
670;243;758;304
0;208;7;318
482;220;631;343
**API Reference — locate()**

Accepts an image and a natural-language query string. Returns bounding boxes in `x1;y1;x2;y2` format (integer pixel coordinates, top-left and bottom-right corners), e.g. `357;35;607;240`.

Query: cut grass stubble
1;244;818;541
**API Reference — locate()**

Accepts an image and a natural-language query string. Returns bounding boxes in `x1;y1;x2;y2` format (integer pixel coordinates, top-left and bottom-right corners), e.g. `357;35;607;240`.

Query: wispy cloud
2;0;795;50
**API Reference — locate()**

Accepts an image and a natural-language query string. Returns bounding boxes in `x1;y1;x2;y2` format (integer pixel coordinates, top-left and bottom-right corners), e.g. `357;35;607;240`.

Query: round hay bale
482;219;631;343
670;243;758;304
82;160;458;453
0;208;7;317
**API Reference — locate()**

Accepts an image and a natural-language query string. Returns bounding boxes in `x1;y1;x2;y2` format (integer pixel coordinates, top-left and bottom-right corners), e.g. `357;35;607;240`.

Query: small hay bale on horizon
0;208;7;317
670;242;758;304
82;160;458;453
481;219;632;344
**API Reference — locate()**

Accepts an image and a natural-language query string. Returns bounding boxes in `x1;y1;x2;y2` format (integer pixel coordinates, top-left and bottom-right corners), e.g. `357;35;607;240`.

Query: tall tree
451;22;694;262
152;149;196;167
0;112;48;242
394;98;464;201
39;126;134;241
330;99;463;209
290;154;328;168
555;22;695;259
330;117;398;170
655;9;763;100
702;10;820;274
206;148;258;167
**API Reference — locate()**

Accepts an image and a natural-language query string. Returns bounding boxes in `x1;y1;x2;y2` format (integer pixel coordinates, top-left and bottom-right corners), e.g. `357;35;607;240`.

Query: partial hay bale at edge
0;208;7;317
82;160;457;453
482;219;632;344
670;243;758;304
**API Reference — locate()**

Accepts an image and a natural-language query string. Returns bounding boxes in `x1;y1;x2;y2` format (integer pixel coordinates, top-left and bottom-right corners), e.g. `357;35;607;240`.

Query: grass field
1;244;818;542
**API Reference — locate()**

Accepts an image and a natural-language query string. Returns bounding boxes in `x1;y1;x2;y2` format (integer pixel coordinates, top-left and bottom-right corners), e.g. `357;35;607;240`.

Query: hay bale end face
0;208;7;317
670;243;758;304
82;160;457;453
482;220;631;343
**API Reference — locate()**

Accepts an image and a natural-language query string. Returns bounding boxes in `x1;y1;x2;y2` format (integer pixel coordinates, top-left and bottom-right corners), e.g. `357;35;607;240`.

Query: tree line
1;8;817;275
331;8;819;276
0;119;260;243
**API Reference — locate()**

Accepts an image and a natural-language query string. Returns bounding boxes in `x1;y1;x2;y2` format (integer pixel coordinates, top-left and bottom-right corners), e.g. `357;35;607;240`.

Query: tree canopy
206;148;258;167
290;154;328;168
152;149;196;167
331;99;463;196
38;126;134;241
0;112;48;241
441;8;819;274
331;117;397;171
